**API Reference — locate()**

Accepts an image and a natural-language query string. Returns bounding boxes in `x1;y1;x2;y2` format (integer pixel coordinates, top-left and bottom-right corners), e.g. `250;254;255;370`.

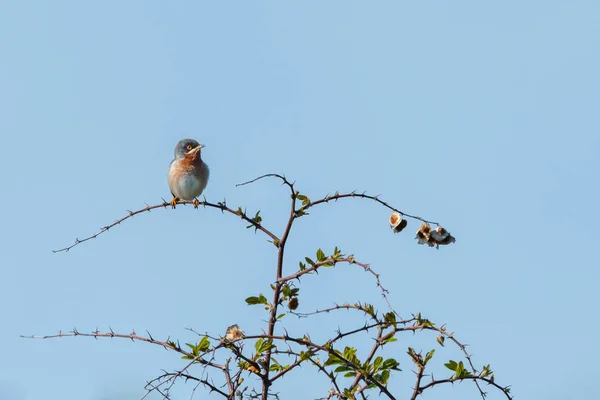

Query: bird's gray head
174;138;205;159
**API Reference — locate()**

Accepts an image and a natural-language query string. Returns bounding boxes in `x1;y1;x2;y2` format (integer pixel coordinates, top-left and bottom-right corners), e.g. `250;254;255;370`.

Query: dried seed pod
437;335;445;347
225;324;245;342
389;212;408;233
435;233;456;246
430;226;449;241
416;223;431;245
247;364;260;374
288;297;299;311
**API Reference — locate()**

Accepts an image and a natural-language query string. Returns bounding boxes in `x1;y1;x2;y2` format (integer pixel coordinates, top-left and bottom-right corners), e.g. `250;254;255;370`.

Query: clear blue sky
1;1;598;399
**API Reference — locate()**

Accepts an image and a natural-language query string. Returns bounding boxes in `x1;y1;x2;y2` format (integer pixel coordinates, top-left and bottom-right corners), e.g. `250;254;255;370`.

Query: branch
300;191;440;226
280;255;391;308
236;173;295;195
53;199;280;253
418;377;512;400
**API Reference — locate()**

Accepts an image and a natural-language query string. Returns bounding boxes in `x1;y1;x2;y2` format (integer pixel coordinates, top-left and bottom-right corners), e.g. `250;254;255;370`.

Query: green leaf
296;194;307;201
316;248;326;261
455;361;465;378
198;336;211;352
277;313;286;320
299;261;306;271
282;285;291;297
343;347;357;361
383;336;397;344
384;312;397;326
305;257;315;266
382;358;399;370
245;295;267;305
334;365;353;373
380;369;391;384
299;351;313;361
444;360;458;371
424;349;435;366
373;356;383;371
257;338;275;353
344;371;357;378
324;353;343;366
254;338;263;352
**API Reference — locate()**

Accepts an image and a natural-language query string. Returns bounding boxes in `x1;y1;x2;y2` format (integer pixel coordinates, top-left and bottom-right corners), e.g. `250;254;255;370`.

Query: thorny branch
40;173;509;400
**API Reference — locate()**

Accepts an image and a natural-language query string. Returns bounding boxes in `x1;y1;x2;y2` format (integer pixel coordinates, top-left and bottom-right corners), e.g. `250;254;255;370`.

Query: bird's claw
170;197;179;209
193;198;200;209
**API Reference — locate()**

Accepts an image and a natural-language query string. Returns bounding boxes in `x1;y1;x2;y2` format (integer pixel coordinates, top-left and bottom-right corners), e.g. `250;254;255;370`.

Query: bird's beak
187;144;205;154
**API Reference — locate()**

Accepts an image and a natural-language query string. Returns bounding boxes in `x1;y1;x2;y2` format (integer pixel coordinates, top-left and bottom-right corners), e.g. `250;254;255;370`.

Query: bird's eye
186;144;193;150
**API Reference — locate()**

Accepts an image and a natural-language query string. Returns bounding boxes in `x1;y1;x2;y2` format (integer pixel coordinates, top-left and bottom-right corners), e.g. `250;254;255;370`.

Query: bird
168;138;209;209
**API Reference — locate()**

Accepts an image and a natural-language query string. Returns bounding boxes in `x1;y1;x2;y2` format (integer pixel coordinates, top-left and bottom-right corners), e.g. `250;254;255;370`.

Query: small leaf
316;248;326;261
305;257;315;266
334;365;353;373
383;336;397;344
324;353;343;366
373;356;383;371
277;313;286;320
380;369;390;384
424;349;435;366
245;296;265;305
455;361;465;377
198;336;211;352
382;358;399;370
444;360;458;371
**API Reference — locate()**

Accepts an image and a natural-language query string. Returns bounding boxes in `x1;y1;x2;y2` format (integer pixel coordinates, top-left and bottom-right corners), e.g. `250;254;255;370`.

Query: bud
389;212;408;233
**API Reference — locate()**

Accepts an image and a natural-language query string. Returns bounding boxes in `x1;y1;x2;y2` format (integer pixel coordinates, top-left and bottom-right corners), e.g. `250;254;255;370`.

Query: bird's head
174;138;205;159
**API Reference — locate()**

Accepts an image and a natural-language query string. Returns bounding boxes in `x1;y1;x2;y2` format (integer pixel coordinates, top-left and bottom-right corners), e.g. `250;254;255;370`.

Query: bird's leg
170;196;179;209
193;198;200;209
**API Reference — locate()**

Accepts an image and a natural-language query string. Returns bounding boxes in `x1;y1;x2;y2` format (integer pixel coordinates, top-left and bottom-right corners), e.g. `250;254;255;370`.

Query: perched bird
168;138;209;208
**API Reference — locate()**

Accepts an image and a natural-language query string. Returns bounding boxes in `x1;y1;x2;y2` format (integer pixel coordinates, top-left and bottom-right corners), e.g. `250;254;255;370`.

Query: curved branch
300;191;440;226
236;173;295;195
418;376;512;400
280;255;391;308
53;199;280;253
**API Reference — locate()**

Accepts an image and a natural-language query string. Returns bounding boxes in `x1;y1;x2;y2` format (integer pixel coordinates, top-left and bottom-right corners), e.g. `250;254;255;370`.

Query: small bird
168;138;209;208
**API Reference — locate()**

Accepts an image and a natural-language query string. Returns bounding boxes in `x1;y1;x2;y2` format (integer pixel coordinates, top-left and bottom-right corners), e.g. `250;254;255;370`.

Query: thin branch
300;191;440;226
236;174;295;194
410;366;425;400
280;256;391;308
53;199;280;253
418;377;512;400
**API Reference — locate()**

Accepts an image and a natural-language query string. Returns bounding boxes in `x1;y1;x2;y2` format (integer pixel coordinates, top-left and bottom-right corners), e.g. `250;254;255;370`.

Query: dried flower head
225;324;245;342
437;335;445;346
430;226;449;242
416;223;431;245
389;212;408;233
288;297;299;311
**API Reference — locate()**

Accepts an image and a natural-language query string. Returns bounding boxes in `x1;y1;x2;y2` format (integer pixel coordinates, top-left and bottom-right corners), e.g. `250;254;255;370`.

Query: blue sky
1;1;599;399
